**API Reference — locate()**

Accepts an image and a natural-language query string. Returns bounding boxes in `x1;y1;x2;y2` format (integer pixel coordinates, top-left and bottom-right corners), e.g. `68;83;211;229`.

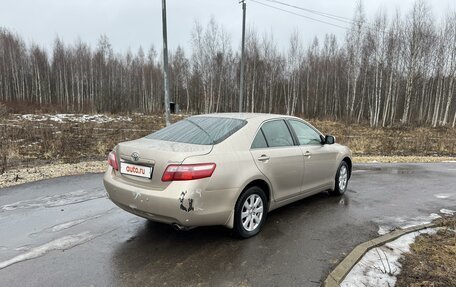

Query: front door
288;120;338;192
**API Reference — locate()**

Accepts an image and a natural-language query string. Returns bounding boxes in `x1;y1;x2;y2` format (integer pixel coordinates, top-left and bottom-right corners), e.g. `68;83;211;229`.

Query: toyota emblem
131;152;140;162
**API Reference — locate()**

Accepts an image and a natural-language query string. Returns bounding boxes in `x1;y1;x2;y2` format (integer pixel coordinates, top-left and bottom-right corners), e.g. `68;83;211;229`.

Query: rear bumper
103;167;237;228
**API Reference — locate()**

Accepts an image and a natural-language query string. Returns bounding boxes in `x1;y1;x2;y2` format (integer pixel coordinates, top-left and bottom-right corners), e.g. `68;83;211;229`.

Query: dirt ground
0;160;106;188
396;217;456;287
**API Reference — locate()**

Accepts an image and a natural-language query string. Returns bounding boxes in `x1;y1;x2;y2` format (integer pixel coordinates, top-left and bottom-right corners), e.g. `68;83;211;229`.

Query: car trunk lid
116;138;212;190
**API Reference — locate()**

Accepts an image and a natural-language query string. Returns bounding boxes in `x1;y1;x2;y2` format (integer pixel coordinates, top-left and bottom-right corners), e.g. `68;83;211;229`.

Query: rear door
249;119;304;201
288;120;338;192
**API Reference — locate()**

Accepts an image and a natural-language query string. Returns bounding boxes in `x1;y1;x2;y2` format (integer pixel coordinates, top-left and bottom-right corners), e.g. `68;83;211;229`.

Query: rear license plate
120;163;153;178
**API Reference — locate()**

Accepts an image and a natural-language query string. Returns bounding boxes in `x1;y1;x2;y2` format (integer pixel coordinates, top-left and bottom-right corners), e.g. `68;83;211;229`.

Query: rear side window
251;130;268;149
261;120;294;147
145;117;246;145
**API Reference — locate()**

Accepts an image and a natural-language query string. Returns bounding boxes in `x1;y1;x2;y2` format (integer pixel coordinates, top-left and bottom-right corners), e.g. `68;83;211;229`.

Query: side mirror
325;135;335;145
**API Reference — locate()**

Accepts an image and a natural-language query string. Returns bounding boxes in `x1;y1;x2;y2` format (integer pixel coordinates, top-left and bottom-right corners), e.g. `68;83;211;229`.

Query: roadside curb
323;222;437;287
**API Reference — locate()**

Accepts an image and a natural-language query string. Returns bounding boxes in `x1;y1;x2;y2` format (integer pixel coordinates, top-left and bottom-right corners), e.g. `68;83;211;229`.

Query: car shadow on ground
108;190;353;285
119;190;347;243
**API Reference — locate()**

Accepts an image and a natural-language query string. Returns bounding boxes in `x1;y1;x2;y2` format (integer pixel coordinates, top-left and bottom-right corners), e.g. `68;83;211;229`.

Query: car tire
330;161;349;196
233;186;268;239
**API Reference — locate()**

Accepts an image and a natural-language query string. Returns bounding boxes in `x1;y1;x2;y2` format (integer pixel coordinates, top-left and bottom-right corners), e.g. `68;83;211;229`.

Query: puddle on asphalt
353;166;382;172
353;165;426;175
338;197;349;206
374;210;455;235
29;207;117;238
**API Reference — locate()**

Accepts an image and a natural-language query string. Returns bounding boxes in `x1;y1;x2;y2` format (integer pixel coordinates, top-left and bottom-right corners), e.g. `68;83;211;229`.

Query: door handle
258;155;270;161
304;151;311;158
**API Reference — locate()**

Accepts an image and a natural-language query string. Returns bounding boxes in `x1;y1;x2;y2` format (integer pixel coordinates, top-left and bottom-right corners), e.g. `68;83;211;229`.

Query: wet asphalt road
0;163;455;287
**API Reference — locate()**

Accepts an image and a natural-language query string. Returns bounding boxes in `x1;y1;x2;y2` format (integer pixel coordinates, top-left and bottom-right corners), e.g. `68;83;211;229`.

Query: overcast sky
0;0;454;55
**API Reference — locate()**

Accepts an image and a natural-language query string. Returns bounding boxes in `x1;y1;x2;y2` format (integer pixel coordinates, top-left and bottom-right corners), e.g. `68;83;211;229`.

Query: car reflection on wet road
0;163;455;286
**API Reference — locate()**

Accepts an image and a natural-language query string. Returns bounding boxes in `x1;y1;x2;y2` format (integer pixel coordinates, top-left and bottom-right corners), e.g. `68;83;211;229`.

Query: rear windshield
145;117;247;145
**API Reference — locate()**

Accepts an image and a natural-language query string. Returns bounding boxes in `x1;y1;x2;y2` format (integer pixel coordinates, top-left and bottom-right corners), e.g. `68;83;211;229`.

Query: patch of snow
14;246;31;251
440;209;455;215
17;113;132;124
1;189;105;211
401;213;441;229
377;226;392;235
0;232;94;270
19;114;47;122
341;228;437;287
434;193;452;199
48;114;64;122
51;219;87;232
375;213;442;235
442;160;456;163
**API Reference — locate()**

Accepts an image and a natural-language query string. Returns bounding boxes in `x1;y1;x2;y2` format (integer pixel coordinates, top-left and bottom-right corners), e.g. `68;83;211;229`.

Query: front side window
261;120;294;147
146;117;246;145
289;120;322;145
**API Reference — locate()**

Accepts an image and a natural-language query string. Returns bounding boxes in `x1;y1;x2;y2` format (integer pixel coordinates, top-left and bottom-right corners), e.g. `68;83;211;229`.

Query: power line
262;0;358;25
252;0;381;34
250;0;349;30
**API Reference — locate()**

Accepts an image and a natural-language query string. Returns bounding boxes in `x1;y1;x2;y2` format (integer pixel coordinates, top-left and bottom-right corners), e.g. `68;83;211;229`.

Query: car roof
190;113;298;121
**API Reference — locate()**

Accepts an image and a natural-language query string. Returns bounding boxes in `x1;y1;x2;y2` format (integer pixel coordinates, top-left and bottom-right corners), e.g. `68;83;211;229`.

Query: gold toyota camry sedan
103;113;352;238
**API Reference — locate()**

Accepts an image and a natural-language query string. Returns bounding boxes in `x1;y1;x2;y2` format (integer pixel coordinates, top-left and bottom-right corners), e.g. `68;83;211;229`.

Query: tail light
162;163;216;181
108;150;119;171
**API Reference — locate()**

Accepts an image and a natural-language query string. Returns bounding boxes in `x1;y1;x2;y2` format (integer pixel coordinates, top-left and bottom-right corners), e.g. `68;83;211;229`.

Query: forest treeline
0;1;455;127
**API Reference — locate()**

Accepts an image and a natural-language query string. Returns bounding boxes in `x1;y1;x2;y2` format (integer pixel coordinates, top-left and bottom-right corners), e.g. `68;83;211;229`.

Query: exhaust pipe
172;223;186;231
172;223;195;231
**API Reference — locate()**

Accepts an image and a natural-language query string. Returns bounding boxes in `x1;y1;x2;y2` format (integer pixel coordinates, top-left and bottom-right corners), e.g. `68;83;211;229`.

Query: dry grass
0;103;7;117
312;119;456;157
396;216;456;287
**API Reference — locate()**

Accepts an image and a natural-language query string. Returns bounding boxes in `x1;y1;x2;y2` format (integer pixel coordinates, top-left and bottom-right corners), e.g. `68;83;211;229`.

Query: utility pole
239;0;246;113
162;0;171;126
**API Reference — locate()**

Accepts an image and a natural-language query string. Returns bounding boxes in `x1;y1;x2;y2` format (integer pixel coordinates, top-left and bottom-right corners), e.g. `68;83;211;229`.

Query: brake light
108;150;119;171
162;163;216;181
